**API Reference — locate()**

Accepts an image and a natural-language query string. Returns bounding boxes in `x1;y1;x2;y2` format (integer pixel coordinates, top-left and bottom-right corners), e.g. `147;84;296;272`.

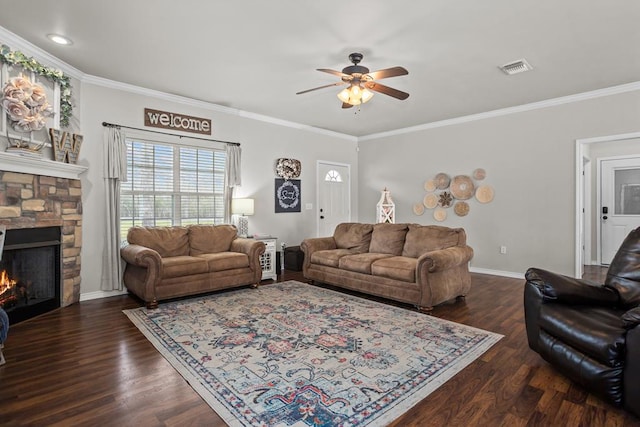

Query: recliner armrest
525;267;619;305
623;306;640;328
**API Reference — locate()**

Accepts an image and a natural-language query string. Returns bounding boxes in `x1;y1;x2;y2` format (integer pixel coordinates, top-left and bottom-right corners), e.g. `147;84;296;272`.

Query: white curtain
224;144;242;223
101;126;128;291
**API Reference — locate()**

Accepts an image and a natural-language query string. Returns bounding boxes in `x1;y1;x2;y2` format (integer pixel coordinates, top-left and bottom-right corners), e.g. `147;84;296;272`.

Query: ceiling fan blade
365;82;410;100
296;81;346;95
317;68;350;78
341;102;353;109
366;66;409;80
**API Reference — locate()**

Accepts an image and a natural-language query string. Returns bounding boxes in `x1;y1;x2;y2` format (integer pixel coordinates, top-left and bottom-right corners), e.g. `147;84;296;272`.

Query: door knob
603;216;608;220
320;216;325;219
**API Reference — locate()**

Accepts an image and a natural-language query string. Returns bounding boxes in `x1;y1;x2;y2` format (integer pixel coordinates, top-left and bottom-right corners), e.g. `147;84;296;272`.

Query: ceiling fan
296;52;409;109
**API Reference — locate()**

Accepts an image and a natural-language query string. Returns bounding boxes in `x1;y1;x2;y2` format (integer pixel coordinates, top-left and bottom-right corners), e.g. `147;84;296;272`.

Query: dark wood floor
1;270;638;427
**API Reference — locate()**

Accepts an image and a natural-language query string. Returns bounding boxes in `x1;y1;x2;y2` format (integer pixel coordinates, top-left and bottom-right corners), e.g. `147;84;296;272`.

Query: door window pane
614;168;640;214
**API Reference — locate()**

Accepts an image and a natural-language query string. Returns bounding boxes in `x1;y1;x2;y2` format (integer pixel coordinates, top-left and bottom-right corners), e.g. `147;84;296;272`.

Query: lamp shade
232;198;254;216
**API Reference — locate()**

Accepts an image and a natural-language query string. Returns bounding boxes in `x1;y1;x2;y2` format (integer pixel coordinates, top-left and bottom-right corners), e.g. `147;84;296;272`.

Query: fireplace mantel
0;151;87;180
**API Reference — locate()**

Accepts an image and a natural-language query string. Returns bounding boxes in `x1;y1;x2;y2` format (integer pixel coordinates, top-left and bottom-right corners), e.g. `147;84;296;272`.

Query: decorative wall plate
434;173;450;189
424;179;436;192
275;158;301;179
450;175;474;200
475;185;495;203
413;202;425;216
434;208;447;222
472;168;486;181
454;201;470;216
423;193;438;209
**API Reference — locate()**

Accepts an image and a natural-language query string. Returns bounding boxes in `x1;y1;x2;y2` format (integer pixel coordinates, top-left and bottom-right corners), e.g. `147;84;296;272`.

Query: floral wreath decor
2;75;53;132
275;158;301;180
0;44;72;127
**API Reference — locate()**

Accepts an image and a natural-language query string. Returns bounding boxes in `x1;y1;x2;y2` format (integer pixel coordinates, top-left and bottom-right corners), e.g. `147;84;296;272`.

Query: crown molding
359;81;640;141
0;26;85;80
83;74;357;142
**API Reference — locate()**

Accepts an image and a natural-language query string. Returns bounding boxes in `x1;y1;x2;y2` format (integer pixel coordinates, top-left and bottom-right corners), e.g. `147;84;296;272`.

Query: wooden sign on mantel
144;108;212;135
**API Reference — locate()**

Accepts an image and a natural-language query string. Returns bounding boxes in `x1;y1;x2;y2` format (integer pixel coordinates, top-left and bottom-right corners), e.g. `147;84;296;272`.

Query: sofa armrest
525;267;619;306
301;237;337;270
417;245;474;273
121;244;163;274
231;238;266;272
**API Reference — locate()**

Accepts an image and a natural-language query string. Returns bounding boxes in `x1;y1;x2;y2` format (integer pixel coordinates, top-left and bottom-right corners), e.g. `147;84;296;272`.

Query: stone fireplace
0;152;86;322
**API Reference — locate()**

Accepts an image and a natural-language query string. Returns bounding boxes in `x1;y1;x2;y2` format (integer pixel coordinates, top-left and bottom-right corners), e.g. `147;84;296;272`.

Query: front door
600;156;640;264
317;161;351;237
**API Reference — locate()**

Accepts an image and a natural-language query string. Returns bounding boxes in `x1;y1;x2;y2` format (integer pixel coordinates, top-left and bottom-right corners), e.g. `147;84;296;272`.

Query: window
325;169;343;182
120;137;226;241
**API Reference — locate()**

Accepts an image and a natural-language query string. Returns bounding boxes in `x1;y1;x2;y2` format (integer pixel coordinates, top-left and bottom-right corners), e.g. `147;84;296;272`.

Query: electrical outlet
500;246;507;254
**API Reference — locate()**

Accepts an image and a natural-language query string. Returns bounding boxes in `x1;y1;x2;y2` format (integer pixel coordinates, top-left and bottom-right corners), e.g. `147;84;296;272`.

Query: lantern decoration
376;188;395;224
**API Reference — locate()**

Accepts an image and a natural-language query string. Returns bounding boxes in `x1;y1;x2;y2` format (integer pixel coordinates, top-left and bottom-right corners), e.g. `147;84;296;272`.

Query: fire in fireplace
0;226;61;324
0;270;18;308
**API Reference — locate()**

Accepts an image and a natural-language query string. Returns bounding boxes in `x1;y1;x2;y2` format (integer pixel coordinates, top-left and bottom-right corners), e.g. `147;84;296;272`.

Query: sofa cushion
161;256;209;278
311;249;357;268
128;226;190;257
371;256;417;282
402;224;465;258
339;253;394;274
369;223;409;256
333;223;374;252
189;224;238;256
196;252;250;272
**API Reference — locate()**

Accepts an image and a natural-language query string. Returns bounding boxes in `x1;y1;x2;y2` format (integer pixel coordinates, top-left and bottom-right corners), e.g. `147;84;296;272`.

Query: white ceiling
1;1;639;137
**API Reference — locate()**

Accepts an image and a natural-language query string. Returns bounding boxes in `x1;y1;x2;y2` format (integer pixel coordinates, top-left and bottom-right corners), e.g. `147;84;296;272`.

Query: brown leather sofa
301;222;474;312
524;228;640;418
121;224;265;308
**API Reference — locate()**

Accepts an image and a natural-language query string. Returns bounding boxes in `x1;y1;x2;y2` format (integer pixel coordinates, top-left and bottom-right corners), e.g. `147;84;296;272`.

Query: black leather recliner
524;228;640;418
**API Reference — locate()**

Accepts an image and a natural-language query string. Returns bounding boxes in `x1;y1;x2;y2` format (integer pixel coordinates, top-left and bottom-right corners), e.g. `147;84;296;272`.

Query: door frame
575;131;640;277
316;160;351;237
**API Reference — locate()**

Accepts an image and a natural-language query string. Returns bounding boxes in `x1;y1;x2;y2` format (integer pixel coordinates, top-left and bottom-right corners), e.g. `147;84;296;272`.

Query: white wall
358;90;640;277
79;82;358;296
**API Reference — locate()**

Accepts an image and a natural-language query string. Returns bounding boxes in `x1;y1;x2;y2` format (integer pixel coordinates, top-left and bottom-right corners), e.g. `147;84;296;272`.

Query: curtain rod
101;121;240;146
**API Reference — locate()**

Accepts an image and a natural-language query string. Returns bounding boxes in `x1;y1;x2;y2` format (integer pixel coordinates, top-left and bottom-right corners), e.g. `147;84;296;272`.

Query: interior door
600;157;640;264
317;161;350;237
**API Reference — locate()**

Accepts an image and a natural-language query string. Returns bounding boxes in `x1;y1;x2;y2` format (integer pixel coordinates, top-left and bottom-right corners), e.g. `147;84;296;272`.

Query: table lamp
231;198;254;237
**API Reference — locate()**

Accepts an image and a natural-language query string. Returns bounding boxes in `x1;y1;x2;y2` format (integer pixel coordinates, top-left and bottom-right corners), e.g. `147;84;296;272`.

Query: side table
254;236;277;281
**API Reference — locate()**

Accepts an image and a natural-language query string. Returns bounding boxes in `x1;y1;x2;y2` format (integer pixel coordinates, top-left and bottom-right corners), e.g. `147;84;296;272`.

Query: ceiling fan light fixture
337;84;373;106
337;88;351;103
361;88;374;103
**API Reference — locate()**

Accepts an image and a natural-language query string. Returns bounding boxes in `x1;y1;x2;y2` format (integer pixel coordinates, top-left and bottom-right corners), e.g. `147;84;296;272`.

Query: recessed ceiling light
47;34;73;46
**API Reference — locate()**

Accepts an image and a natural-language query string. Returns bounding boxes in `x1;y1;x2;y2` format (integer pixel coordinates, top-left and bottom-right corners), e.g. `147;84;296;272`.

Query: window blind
120;138;227;241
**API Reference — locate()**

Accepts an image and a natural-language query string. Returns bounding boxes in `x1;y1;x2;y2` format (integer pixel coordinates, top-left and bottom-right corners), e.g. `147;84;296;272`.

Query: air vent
499;59;533;75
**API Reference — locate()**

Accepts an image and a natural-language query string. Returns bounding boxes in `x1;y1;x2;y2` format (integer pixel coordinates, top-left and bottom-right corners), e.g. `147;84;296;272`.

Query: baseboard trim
80;290;128;302
469;267;525;280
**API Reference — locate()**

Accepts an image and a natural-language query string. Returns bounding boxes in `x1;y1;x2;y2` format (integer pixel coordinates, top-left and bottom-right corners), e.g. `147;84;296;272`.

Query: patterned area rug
124;281;502;426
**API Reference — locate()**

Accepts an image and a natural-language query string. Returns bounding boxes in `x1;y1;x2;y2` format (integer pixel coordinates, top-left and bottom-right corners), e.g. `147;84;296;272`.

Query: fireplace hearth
0;227;61;324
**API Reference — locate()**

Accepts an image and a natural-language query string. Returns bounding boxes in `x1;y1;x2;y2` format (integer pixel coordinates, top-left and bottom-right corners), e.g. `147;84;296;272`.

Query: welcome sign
144;108;212;135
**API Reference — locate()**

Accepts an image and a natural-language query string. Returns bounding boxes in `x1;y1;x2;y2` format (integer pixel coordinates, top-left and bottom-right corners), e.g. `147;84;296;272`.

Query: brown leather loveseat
301;222;474;312
524;227;640;418
121;224;265;308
